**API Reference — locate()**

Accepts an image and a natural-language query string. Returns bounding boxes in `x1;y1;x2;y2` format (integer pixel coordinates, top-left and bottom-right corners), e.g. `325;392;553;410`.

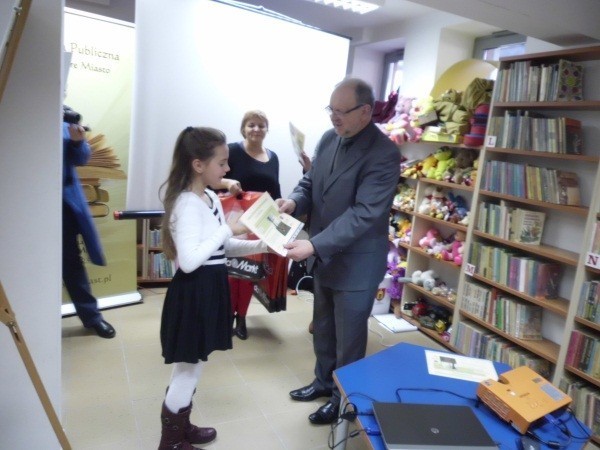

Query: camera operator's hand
68;123;87;142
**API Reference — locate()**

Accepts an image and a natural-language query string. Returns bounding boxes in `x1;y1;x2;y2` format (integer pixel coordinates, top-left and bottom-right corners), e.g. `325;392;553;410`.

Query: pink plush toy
441;230;465;265
419;228;441;250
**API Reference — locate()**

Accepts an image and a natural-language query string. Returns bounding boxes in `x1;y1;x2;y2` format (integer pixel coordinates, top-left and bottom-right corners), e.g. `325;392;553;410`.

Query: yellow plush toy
420;153;438;178
427;147;455;180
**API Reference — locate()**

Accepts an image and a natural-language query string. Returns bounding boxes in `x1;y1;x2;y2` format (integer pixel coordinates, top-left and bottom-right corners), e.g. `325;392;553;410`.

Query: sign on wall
62;8;139;313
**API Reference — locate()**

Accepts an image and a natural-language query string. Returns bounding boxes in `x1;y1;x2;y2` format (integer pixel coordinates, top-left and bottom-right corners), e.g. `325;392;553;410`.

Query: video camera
63;106;90;131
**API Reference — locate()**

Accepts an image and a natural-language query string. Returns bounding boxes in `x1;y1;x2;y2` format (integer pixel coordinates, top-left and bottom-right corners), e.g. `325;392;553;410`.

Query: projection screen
127;0;350;210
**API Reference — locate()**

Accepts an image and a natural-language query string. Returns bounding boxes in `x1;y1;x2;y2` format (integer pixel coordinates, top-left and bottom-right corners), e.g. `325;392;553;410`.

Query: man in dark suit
278;78;400;424
63;119;116;339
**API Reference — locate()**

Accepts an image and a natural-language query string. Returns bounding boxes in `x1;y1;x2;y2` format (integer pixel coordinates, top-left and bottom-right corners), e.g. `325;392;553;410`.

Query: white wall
127;0;349;210
0;0;64;448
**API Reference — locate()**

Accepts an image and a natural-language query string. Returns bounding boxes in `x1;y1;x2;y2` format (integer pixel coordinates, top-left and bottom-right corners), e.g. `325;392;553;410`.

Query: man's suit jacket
289;122;400;291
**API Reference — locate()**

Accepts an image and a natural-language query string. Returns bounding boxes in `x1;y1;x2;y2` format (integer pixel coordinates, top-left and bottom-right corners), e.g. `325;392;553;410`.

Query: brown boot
179;403;217;445
158;402;196;450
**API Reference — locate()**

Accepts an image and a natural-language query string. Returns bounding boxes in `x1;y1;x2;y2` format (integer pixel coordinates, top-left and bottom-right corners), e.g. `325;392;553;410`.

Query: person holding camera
62;113;116;339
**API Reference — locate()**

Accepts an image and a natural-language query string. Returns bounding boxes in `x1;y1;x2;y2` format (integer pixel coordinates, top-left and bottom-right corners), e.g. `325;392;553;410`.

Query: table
333;342;591;450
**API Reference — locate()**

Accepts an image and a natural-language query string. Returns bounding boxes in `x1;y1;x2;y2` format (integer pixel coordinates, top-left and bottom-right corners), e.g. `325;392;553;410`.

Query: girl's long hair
159;127;226;260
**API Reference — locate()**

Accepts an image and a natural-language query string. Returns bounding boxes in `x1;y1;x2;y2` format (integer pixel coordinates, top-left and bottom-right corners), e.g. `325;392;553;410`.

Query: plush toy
441;230;466;265
450;148;476;184
409;269;437;288
433;89;471;135
395;218;412;243
377;95;424;145
418;228;441;251
431;147;456;180
428;187;447;220
444;192;469;223
410;96;437;128
419;153;438;177
393;183;416;212
417;185;436;215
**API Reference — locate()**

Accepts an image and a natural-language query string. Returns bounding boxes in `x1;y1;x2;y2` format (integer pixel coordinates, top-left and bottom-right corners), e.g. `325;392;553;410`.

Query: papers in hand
239;192;304;257
289;122;305;162
372;314;418;333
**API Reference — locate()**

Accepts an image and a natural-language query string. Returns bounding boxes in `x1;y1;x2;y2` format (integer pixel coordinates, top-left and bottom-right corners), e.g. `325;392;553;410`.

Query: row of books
477;200;546;245
147;228;162;247
453;320;551;378
492;59;584;103
482;160;582;206
462;281;543;340
559;376;600;435
487;112;583;154
147;252;176;279
469;241;562;299
577;280;600;324
565;330;600;379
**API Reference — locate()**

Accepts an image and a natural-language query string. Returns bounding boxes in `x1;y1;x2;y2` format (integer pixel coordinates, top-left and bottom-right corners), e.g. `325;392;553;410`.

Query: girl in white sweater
157;127;267;450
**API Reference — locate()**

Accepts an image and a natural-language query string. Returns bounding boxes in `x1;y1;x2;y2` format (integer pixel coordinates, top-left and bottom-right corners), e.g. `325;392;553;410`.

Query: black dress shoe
309;401;340;425
290;384;332;402
88;320;116;339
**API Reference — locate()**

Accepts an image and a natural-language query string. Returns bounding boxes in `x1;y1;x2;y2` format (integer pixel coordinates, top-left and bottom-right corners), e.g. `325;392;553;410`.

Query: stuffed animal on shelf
417;185;436;215
440;230;466;265
377;95;423;145
418;228;442;251
427;146;456;180
393;183;416;212
450;147;476;184
428;187;447;220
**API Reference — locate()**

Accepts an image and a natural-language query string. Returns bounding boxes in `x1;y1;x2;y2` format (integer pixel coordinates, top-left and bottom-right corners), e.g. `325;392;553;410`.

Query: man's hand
284;239;314;262
276;198;296;214
68;123;86;142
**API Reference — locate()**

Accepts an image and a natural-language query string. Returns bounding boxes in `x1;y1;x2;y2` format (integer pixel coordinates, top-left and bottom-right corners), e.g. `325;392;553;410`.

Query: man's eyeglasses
325;104;365;116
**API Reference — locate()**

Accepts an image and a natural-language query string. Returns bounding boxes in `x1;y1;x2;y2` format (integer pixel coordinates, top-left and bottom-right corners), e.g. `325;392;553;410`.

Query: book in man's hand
239;192;304;257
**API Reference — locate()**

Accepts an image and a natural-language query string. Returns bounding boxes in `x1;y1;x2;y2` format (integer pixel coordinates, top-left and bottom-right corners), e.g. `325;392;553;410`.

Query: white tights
164;361;204;413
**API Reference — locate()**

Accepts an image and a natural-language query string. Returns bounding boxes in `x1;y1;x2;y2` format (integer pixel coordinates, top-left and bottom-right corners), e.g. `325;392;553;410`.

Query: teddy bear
410;269;438;290
440;230;465;265
450;148;476;184
428;187;448;220
395;218;412;243
426;147;455;180
417;185;436;215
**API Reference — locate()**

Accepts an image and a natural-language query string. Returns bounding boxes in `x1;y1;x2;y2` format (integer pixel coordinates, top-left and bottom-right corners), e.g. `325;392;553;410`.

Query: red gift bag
219;192;265;281
253;252;288;312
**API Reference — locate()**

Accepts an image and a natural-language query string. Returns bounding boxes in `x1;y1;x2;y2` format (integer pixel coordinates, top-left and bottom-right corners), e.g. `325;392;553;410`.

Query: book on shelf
535;263;561;299
88;202;109;218
556;59;584;102
510;208;546;245
586;214;600;269
556;171;581;206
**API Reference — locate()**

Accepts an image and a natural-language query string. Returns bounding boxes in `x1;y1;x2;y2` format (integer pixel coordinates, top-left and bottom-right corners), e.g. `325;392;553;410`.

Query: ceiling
230;0;600;47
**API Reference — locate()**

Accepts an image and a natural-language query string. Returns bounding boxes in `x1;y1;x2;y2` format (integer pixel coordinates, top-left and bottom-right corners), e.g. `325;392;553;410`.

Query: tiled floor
61;287;445;449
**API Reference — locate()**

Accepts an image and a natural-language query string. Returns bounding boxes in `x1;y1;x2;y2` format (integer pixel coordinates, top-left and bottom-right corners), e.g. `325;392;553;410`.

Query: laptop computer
372;402;498;450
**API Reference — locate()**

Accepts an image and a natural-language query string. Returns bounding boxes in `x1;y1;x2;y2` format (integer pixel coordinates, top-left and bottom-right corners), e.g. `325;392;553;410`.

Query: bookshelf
450;45;600;441
137;217;174;284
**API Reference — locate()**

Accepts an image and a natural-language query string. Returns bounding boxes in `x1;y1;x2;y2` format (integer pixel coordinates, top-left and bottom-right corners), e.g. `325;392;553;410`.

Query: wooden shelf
479;190;589;216
137;277;171;284
486;147;600;163
460;310;559;363
472;230;580;266
417;177;475;192
469;273;569;317
574;316;600;333
408;245;462;269
405;283;456;311
492;101;600;110
398;312;457;352
412;212;468;232
564;365;600;389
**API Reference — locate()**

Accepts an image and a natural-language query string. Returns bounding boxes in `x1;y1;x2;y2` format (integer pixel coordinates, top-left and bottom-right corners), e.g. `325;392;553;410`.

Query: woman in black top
217;110;281;339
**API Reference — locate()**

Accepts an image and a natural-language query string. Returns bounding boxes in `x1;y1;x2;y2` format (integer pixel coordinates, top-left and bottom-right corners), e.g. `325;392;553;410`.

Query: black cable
394;386;479;403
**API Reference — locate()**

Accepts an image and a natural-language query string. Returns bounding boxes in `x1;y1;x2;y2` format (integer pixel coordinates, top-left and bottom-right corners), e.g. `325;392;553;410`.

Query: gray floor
61;288;598;449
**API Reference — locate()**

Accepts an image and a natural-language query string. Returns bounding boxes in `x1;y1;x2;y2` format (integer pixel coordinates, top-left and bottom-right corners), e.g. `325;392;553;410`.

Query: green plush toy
429;147;455;180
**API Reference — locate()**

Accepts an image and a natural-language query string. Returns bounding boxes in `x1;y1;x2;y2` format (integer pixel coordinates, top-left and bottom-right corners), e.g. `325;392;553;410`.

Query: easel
0;282;72;449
